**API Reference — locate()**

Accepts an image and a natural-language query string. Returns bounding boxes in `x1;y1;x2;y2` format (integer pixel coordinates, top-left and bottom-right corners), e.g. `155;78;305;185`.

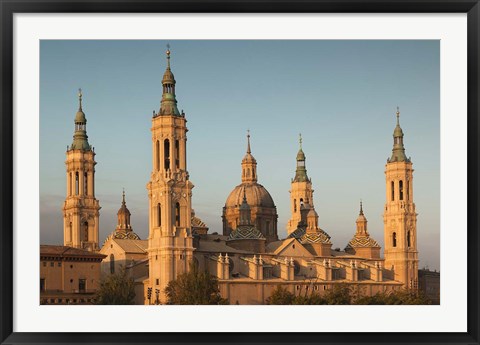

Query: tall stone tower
146;48;194;303
287;134;314;235
63;89;101;252
383;108;419;290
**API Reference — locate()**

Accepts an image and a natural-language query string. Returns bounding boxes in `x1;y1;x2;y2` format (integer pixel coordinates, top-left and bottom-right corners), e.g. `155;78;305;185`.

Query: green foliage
266;284;432;305
355;289;432;305
164;262;228;305
266;286;295;305
95;268;136;305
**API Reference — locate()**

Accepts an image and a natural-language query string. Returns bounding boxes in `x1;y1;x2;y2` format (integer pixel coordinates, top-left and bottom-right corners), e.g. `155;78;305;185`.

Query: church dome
225;183;275;209
75;110;86;124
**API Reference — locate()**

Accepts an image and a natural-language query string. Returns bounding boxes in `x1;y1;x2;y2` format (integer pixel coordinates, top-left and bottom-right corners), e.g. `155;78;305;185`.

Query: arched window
84;172;88;195
300;198;304;206
83;222;89;242
294;199;297;213
247;168;251;178
399;180;404;200
157;203;161;227
391;181;394;201
407;181;410;201
407;231;411;247
252;169;255;179
175;140;180;169
392;232;397;247
164;139;170;170
155;140;160;171
175;202;180;226
110;254;115;274
69;172;72;196
75;172;79;195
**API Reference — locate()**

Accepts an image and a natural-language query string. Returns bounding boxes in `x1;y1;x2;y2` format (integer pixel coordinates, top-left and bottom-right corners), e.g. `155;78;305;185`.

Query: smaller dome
118;203;131;217
242;152;256;163
307;208;318;218
356;213;367;222
393;125;403;137
296;148;305;161
162;69;175;84
75;110;86;124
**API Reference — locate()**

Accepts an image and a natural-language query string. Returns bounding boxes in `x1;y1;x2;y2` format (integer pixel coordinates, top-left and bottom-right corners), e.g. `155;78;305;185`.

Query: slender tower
287;134;314;235
63;89;101;251
146;47;194;303
383;108;418;290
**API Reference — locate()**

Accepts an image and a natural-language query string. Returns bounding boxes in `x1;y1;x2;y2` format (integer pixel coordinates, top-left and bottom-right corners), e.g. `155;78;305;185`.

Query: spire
389;107;408;162
78;88;83;111
69;89;91;151
241;132;258;184
122;188;126;206
166;43;171;69
355;200;368;236
294;134;308;182
159;45;180;116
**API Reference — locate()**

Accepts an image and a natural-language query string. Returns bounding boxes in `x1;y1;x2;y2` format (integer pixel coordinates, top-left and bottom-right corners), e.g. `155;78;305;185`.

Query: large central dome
222;133;278;243
225;183;275;209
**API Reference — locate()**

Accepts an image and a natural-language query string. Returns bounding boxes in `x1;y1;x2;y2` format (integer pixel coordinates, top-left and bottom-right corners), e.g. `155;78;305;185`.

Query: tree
355;289;432;305
266;286;295;305
94;267;136;305
164;262;228;305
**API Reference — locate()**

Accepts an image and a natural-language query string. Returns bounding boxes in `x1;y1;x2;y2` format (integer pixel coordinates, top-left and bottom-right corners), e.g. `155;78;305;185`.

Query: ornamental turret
63;89;100;251
287;134;314;235
383;107;419;289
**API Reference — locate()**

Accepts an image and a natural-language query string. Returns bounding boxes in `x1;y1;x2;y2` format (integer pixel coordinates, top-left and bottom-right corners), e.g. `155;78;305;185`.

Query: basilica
41;48;419;305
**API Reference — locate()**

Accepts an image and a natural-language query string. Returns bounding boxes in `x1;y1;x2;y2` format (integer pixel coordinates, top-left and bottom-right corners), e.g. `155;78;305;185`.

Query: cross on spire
299;133;302;149
246;129;251;154
78;88;83;110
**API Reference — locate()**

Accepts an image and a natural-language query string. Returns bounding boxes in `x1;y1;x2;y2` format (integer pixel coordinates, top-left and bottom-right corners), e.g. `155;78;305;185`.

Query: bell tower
383;107;418;290
63;89;101;251
146;47;194;303
287;134;314;235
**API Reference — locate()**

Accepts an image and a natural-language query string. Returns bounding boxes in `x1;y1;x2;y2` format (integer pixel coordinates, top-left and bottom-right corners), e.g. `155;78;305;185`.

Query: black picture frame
1;1;479;344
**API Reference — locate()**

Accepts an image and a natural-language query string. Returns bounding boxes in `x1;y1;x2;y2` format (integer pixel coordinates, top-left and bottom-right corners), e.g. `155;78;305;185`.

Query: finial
166;44;171;69
78;88;83;110
122;188;126;203
359;199;363;215
246;129;251;154
299;133;302;149
396;106;400;125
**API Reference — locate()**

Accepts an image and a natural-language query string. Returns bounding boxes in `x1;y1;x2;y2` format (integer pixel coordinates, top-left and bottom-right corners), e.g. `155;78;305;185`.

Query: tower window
157;203;162;227
83;222;89;242
392;232;397;247
300;198;304;206
69;172;72;196
110;254;115;274
391;181;394;201
294;199;297;212
399;180;404;201
175;202;180;226
75;172;79;195
407;231;411;247
84;172;88;195
407;182;410;201
175;140;180;169
164;139;170;170
156;140;160;171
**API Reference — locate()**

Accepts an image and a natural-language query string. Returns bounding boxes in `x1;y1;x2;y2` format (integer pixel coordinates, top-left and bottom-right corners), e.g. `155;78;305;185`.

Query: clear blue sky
40;40;440;271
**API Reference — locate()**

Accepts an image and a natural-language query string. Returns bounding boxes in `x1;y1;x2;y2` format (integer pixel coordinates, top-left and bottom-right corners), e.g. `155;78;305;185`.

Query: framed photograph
1;1;479;345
